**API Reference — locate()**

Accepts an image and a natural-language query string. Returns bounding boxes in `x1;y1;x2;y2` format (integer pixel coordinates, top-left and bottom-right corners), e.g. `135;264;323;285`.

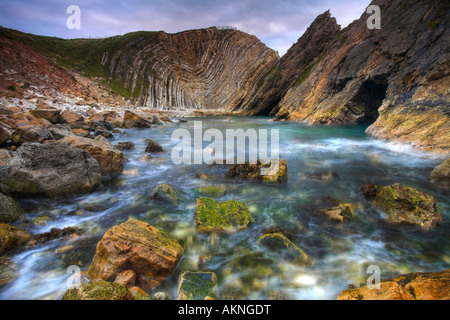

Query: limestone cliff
245;0;448;153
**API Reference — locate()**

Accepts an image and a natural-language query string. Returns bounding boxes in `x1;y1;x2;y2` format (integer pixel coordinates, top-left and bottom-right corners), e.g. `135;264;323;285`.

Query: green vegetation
0;26;160;101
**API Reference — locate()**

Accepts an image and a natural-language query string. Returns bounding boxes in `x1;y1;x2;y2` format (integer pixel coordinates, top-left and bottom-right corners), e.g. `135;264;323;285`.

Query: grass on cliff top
0;26;160;100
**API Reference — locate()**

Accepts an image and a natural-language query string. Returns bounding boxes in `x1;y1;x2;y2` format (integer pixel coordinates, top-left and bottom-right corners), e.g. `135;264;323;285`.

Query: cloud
0;0;371;55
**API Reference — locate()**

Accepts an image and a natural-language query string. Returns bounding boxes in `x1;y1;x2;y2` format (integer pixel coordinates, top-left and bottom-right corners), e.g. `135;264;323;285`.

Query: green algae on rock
258;232;312;265
0;224;30;254
374;183;442;230
176;270;219;300
195;197;254;233
192;186;227;198
150;184;178;205
62;280;133;300
226;159;288;184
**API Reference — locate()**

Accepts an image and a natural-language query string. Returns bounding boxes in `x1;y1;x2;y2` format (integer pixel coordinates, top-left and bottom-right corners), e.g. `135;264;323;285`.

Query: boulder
60;110;89;130
430;158;449;187
144;139;164;153
226;159;287;183
0;142;102;197
374;183;442;230
195;197;254;233
0;122;13;145
258;232;312;265
88;219;183;292
123;110;152;128
0;192;25;223
176;271;219;300
93;127;113;139
48;124;73;140
337;269;450;300
114;270;136;288
72;128;91;138
60;135;124;176
115;142;135;151
0;149;13;166
29;109;65;124
62;280;133;300
0;223;30;254
150;184;178;205
11;125;54;145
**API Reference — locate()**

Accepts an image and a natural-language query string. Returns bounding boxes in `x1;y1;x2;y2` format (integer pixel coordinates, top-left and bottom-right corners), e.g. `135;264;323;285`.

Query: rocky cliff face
0;27;278;112
239;0;448;153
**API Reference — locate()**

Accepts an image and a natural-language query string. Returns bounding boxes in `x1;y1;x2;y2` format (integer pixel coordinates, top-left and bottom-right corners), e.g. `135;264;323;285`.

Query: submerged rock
430;158;449;187
150;184;178;205
313;197;354;223
360;183;382;200
0;142;102;197
0;192;25;223
26;227;83;247
0;223;30;254
306;171;339;181
226;159;288;183
195;197;254;233
88;219;183;292
374;183;442;230
193;186;227;198
337;269;450;300
60;135;124;176
176;271;219;300
123;110;152;128
258;232;312;265
0;256;18;288
63;280;133;300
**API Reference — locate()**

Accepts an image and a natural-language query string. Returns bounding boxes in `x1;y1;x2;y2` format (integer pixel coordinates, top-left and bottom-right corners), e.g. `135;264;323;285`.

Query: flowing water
1;116;449;300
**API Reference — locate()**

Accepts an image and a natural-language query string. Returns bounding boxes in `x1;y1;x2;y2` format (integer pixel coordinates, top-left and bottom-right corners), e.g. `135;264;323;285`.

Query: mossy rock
62;280;133;300
31;216;51;226
129;286;152;300
195;197;254;233
176;271;219;300
258;232;312;265
0;224;30;254
144;139;164;153
150;184;178;205
226;159;288;184
193;186;227;198
374;183;442;230
0;256;18;288
0;193;25;224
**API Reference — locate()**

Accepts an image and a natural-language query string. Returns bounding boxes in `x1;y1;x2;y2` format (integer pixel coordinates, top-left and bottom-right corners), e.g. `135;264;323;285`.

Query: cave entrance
352;76;389;124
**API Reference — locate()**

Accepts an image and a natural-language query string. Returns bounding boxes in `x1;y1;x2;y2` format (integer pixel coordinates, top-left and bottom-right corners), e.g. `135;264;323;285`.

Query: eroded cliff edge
237;0;449;153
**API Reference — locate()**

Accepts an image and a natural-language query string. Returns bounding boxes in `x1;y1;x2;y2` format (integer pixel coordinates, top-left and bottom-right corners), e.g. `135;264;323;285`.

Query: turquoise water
1;116;448;300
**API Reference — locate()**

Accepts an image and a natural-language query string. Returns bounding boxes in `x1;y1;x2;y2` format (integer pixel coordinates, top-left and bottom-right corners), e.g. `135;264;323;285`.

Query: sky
0;0;372;56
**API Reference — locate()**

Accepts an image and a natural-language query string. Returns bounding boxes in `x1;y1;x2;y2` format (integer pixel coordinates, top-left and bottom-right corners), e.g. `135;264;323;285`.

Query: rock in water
226;159;287;183
115;142;135;151
374;183;442;230
0;192;25;223
195;197;254;233
144;139;164;153
0;257;18;288
258;232;312;265
337;269;450;300
88;219;183;292
150;184;178;205
63;280;133;300
122;110;152;128
0;223;30;254
0;142;102;197
430;158;449;187
60;135;124;176
176;271;219;300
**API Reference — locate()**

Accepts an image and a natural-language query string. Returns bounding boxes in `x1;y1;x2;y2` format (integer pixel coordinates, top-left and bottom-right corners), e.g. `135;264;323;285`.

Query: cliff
239;0;448;153
0;27;278;111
